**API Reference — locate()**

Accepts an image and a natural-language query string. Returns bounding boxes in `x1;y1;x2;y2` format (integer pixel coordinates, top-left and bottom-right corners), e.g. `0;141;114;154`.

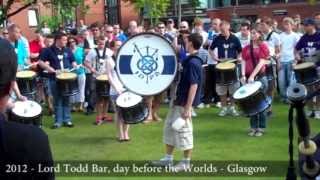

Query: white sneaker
164;98;170;104
151;158;173;167
216;102;222;108
218;107;228;117
248;129;256;137
197;103;204;109
315;111;320;120
192;109;197;117
229;106;239;116
173;161;190;172
205;104;211;108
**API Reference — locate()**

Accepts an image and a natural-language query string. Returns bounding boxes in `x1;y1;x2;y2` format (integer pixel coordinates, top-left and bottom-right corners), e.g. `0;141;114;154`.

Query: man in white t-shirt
278;17;301;103
261;17;281;116
84;36;113;125
235;22;251;48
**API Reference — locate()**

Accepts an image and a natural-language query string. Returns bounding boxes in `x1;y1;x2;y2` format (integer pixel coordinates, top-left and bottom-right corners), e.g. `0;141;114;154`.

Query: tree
125;0;171;26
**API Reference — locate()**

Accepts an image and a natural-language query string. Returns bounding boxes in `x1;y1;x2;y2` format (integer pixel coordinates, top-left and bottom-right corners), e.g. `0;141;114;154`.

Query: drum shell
96;80;110;97
117;101;149;124
294;66;319;85
8;110;42;127
216;68;238;85
234;89;271;116
16;76;37;96
56;77;79;97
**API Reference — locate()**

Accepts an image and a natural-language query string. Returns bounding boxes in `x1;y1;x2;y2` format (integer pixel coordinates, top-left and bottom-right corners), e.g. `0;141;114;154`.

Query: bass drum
116;91;149;124
56;72;79;97
116;33;177;96
9;100;42;127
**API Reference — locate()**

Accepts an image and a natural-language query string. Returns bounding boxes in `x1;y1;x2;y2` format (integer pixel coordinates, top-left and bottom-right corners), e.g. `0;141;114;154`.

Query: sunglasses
106;31;113;33
167;21;173;24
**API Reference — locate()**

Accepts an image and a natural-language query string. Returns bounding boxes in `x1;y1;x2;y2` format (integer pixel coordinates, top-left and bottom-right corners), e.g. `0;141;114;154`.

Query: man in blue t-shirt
153;33;203;172
209;20;242;117
39;33;77;129
295;18;320;119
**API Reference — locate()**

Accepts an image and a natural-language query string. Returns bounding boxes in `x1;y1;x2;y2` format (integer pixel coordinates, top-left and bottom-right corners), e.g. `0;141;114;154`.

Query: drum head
116;91;143;108
57;72;77;80
16;71;36;78
96;74;108;81
12;100;42;118
116;33;177;96
233;81;262;100
216;62;235;70
294;62;315;70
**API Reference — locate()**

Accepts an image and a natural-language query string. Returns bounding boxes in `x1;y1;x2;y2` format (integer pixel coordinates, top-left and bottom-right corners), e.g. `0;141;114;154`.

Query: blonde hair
283;17;295;25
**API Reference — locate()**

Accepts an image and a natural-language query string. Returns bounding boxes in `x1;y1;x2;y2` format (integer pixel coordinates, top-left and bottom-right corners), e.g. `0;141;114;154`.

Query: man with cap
0;38;54;179
295;18;320;119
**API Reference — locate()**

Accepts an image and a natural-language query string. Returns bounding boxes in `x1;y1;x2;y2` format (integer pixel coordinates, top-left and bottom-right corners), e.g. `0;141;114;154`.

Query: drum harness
286;84;320;180
94;46;107;74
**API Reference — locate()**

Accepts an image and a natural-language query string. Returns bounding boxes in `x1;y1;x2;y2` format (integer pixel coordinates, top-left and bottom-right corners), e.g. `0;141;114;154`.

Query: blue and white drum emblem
116;33;177;96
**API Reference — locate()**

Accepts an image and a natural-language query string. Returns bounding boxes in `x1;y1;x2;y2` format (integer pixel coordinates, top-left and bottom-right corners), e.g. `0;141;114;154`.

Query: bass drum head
116;91;143;108
233;81;262;100
116;33;177;96
12;100;42;118
57;72;77;80
216;62;235;70
96;74;108;81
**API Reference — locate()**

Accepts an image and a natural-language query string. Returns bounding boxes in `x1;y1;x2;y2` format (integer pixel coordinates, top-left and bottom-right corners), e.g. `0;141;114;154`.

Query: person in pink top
241;26;270;137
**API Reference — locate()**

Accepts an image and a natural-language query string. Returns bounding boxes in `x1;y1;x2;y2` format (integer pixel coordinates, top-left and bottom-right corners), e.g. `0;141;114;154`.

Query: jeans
203;65;220;104
250;76;268;129
278;62;294;100
85;74;96;112
49;79;71;125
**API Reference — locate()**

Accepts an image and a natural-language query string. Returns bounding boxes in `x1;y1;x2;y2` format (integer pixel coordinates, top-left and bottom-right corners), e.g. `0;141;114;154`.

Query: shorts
163;106;193;151
216;82;240;96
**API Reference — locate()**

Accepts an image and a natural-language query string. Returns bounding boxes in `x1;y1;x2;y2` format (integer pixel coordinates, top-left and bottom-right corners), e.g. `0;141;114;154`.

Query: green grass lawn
41;101;320;179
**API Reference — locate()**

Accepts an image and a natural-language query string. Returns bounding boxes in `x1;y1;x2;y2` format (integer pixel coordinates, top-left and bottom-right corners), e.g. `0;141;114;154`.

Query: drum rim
115;32;178;96
16;70;37;78
216;62;236;70
233;81;262;100
96;74;109;81
294;62;315;70
56;72;77;80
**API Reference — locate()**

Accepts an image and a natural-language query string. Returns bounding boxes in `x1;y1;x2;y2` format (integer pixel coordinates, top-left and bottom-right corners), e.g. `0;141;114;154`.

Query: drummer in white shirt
105;39;129;142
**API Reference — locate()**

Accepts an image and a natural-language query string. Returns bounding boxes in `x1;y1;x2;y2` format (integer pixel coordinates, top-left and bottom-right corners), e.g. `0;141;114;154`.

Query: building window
105;0;119;25
28;9;38;27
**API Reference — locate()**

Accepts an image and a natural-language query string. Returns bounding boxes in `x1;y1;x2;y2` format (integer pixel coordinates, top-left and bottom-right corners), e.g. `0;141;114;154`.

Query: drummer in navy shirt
39;33;77;129
295;18;320;119
153;33;203;172
209;20;242;117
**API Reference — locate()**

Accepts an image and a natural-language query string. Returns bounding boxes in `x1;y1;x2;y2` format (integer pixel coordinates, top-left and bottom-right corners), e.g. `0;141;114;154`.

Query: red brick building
207;1;320;22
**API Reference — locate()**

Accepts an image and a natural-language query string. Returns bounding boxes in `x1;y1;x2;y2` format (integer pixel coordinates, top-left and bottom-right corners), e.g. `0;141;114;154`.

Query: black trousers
85;73;96;112
203;64;220;104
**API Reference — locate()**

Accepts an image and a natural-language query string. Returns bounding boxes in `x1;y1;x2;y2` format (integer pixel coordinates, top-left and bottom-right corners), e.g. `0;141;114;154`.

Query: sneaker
248;129;256;137
218;107;228;117
151;158;173;167
192;109;197;117
51;123;61;129
306;110;315;118
103;115;113;122
315;111;320;120
205;104;211;108
63;122;74;128
164;98;170;104
197;103;204;109
173;161;191;172
229;106;239;116
216;102;222;108
255;129;264;137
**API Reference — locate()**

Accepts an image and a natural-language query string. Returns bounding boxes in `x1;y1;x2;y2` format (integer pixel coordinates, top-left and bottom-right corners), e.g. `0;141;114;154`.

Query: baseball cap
302;18;316;26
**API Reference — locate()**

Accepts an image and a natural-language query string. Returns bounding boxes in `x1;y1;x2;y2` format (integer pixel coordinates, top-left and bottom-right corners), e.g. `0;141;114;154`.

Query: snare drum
233;81;271;116
116;92;149;124
96;74;110;97
216;62;238;85
56;72;79;97
16;70;37;97
294;62;319;85
9;100;42;126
